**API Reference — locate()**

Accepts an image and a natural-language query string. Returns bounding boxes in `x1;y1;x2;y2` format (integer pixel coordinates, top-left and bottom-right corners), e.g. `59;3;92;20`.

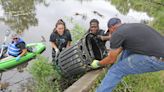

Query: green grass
115;71;164;92
89;69;164;92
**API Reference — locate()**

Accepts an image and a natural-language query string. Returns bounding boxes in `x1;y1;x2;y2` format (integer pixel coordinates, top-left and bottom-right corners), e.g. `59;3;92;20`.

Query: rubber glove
55;48;60;56
91;60;100;69
16;55;21;61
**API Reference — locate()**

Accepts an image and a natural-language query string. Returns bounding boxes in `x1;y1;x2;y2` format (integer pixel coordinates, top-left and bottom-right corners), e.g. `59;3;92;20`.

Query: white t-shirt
105;40;111;50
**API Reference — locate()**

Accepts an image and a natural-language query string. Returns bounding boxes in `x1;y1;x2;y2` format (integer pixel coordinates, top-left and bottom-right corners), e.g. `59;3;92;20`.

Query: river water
0;0;152;91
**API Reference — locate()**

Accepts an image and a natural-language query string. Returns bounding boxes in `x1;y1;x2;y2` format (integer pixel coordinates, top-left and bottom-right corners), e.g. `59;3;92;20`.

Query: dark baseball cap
107;18;121;28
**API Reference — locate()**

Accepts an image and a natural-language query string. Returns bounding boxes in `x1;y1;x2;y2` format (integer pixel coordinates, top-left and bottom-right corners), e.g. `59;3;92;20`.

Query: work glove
55;48;60;56
16;55;21;61
91;60;100;69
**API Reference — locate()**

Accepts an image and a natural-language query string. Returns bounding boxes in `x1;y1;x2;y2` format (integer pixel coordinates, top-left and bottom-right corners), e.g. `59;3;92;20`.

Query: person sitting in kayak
7;34;27;61
87;19;111;57
49;19;72;65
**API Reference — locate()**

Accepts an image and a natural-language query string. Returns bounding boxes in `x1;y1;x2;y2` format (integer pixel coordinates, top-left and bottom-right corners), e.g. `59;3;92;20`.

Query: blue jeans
96;50;164;92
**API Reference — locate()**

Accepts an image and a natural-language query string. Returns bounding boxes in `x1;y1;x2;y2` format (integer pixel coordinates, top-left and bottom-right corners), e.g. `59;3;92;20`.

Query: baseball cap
107;18;121;28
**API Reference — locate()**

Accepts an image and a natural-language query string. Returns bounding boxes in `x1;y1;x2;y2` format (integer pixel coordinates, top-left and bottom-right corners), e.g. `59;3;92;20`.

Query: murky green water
0;0;156;91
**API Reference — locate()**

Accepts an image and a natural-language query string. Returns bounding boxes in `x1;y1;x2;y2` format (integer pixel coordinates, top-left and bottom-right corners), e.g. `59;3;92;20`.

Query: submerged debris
41;36;46;42
74;12;87;20
16;62;28;73
0;82;9;90
93;11;104;18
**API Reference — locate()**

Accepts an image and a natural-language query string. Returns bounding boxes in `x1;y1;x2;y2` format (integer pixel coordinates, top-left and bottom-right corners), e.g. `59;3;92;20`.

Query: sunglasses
12;38;18;40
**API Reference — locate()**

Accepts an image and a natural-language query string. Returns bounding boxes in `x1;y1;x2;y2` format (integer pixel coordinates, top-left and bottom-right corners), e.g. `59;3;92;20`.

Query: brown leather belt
155;57;164;62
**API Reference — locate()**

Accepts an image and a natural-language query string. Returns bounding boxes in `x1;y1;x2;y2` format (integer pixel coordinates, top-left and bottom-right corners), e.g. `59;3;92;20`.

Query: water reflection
110;0;164;31
0;0;48;33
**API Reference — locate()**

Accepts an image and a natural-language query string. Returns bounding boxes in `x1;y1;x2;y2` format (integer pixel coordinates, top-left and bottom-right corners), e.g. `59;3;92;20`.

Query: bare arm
19;49;27;57
99;47;122;65
99;33;112;41
100;35;111;41
66;41;71;48
51;42;58;49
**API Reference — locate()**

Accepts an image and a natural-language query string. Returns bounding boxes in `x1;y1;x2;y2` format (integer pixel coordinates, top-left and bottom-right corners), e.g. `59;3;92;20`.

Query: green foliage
28;55;61;92
113;71;164;92
64;17;86;44
70;23;86;44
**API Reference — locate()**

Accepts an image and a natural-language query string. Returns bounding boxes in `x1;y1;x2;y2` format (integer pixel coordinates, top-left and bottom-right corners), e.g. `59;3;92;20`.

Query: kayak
0;43;46;71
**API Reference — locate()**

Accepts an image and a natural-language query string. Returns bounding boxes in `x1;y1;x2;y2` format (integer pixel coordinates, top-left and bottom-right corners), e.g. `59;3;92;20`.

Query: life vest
8;38;25;57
